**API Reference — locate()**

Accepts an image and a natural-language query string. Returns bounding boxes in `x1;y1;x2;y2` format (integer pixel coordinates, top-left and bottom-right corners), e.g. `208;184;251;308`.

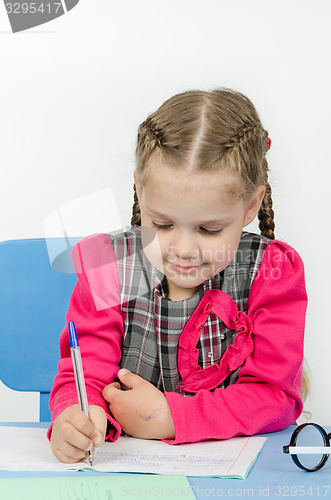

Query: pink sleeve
47;233;124;442
164;240;307;444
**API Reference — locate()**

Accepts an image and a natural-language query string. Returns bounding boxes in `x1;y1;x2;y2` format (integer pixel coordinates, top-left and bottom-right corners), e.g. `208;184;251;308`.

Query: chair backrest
0;238;78;421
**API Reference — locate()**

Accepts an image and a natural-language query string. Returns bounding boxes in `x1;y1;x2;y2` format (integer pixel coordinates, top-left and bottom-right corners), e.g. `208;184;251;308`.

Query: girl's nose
168;229;200;261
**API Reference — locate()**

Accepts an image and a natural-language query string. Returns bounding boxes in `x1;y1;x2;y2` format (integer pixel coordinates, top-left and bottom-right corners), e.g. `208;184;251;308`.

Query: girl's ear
243;185;265;227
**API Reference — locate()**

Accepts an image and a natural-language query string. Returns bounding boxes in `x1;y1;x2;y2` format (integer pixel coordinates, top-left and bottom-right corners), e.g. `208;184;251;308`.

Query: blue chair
0;238;79;421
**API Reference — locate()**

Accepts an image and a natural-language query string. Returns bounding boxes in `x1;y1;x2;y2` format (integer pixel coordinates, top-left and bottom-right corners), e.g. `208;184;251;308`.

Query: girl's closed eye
199;227;224;236
151;222;173;231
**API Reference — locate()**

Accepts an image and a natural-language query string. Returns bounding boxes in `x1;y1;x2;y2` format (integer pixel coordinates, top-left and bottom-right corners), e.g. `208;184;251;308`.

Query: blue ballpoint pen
68;321;94;466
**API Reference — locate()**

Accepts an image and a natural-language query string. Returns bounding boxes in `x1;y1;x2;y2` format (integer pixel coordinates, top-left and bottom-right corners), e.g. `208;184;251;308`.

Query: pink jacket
49;235;307;444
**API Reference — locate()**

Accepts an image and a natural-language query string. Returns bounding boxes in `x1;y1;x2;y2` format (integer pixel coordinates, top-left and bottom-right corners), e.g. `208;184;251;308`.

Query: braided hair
131;88;275;240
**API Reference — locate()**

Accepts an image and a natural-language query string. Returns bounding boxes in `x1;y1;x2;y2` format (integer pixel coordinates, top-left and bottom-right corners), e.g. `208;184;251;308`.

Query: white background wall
0;0;330;423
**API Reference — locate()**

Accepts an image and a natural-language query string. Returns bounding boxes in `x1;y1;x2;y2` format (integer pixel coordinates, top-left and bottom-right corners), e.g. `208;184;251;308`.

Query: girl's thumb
118;368;130;377
117;368;141;389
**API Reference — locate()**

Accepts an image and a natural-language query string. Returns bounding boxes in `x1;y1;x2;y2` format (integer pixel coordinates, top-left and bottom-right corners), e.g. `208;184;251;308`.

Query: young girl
49;88;307;464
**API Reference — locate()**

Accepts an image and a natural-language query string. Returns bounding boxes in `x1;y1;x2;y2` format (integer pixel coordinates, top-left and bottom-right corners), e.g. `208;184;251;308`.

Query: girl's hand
50;404;107;463
102;369;175;440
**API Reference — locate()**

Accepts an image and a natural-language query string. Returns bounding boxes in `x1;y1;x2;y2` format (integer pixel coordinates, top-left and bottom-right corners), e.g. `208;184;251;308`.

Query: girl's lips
169;262;203;274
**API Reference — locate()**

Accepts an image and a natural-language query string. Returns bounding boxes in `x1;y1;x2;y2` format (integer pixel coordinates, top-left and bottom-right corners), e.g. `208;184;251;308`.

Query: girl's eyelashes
151;222;172;230
199;227;223;236
151;222;223;236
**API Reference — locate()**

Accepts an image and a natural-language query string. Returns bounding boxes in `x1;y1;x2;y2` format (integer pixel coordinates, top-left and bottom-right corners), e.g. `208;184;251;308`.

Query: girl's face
135;155;264;301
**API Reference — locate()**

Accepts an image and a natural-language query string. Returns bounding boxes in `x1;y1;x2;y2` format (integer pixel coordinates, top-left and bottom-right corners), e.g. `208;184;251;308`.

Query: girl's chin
165;279;202;301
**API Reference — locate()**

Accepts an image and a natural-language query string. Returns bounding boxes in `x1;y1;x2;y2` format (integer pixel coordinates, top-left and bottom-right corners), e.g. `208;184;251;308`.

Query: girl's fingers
69;410;96;438
111;382;121;390
88;405;107;447
51;405;107;463
52;441;88;463
60;421;94;452
102;384;121;402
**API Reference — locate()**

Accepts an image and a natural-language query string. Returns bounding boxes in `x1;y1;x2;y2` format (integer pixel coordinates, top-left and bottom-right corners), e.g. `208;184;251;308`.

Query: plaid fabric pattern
109;228;270;394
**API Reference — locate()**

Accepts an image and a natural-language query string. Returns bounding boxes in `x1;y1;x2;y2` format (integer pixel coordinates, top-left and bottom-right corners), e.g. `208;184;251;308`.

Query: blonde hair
131;88;275;239
131;88;309;403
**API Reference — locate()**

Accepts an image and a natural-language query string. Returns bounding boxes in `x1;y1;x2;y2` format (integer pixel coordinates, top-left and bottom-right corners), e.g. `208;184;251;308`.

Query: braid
223;125;275;240
131;183;141;227
131;119;160;227
258;175;275;239
223;125;261;151
136;119;162;169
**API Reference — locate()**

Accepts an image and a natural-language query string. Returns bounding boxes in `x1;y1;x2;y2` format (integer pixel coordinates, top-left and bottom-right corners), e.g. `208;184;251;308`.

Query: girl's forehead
142;156;244;202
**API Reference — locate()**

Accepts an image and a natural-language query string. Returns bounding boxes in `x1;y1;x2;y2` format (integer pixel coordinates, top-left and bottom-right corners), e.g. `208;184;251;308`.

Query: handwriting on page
0;427;266;479
95;450;233;468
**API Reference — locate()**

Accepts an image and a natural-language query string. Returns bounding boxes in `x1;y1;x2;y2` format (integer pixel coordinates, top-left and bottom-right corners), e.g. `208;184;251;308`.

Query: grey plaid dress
108;228;270;396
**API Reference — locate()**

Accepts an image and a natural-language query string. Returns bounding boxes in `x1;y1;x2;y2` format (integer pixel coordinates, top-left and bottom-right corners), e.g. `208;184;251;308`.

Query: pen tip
88;453;94;467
